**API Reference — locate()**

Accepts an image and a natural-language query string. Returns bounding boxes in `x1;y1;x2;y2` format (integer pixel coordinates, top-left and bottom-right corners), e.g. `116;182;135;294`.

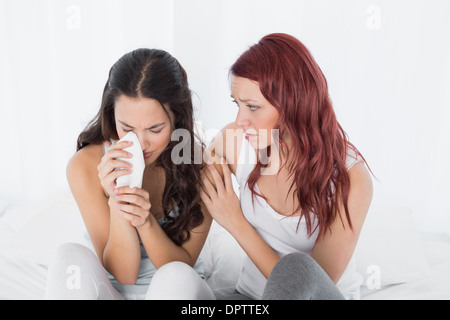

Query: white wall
0;0;175;206
1;0;449;233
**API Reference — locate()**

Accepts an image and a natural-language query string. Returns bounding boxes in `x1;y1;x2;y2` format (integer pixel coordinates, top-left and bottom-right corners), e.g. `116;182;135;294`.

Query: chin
248;138;271;150
144;153;158;166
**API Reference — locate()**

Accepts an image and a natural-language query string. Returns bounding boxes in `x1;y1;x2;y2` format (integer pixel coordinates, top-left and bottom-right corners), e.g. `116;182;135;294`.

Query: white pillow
355;205;431;287
1;188;88;266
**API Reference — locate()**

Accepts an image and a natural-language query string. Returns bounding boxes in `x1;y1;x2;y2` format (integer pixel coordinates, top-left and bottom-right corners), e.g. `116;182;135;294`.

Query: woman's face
114;95;173;166
230;76;280;150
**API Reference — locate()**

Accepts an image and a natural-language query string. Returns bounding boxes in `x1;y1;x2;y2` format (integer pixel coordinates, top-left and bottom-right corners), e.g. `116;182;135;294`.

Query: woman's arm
203;123;372;282
113;184;212;269
201;158;280;279
200;123;280;278
227;220;280;279
134;201;212;269
66;143;141;285
311;162;373;283
103;194;141;284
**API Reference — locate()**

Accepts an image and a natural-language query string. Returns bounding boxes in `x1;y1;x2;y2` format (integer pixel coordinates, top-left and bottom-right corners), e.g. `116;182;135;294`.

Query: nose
135;133;149;151
235;108;251;128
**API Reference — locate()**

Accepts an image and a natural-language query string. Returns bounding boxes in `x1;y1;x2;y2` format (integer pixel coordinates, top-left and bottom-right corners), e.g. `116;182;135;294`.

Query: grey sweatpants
226;252;345;300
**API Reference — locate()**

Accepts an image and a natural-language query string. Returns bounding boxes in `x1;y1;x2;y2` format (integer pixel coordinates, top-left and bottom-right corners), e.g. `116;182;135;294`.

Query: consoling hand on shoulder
200;157;244;233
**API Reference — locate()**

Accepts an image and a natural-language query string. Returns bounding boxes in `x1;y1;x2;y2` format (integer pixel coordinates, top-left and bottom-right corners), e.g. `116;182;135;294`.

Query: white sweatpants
45;243;215;300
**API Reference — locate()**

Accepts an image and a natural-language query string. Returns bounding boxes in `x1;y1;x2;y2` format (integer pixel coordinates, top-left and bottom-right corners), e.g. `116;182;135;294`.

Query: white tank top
234;137;364;300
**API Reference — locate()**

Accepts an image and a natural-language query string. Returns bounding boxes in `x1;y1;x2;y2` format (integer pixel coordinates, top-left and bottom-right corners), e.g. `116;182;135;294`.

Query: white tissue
115;131;145;189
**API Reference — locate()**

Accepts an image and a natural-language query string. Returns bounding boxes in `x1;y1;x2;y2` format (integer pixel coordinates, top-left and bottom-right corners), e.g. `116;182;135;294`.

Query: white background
1;0;449;234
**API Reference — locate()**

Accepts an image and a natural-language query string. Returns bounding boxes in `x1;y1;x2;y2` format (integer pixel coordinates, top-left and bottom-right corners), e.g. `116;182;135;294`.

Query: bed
0;188;449;300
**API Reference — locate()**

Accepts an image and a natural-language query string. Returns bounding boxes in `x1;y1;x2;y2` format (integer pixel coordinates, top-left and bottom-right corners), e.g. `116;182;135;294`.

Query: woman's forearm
136;215;195;269
229;217;280;279
102;201;141;285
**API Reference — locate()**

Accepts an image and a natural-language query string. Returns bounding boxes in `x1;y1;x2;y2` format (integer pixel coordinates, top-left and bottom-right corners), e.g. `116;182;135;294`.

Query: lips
143;151;153;159
245;133;258;140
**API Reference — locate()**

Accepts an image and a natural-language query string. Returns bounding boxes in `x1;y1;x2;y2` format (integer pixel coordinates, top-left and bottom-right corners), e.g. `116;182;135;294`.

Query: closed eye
122;128;163;134
119;120;165;133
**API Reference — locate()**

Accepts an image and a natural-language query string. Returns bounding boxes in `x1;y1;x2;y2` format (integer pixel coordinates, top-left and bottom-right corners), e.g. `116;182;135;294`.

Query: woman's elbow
103;260;139;285
111;271;138;285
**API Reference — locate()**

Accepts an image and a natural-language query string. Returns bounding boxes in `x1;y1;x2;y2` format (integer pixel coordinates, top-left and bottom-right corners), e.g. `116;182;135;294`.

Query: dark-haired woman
45;48;214;300
201;33;373;300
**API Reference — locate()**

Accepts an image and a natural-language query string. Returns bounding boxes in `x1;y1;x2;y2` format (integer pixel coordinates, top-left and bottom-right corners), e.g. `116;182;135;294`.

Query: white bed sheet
361;262;450;300
0;189;449;300
0;219;46;299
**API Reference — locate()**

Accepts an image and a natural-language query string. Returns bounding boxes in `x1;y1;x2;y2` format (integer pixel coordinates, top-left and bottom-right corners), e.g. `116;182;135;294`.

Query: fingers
200;170;217;199
99;141;133;168
102;148;133;165
98;159;133;178
116;209;144;227
97;142;133;179
99;168;132;190
116;202;147;217
109;140;133;151
113;186;149;200
114;193;151;212
113;187;151;227
209;164;225;195
202;156;232;196
113;187;150;214
220;157;233;191
199;189;212;207
103;140;112;148
97;141;135;195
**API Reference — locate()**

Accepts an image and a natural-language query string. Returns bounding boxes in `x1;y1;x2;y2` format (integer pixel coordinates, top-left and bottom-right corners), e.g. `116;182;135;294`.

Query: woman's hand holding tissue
98;132;149;228
97;140;133;197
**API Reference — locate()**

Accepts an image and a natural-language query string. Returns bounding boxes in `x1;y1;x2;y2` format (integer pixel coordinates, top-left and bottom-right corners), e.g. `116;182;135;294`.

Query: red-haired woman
201;33;373;300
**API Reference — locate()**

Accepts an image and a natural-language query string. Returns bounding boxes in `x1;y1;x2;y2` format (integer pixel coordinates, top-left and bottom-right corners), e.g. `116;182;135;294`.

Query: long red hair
231;33;369;239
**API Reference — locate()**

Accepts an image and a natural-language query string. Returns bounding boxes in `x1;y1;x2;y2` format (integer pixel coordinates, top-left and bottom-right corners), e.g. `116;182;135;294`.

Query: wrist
136;213;155;231
226;211;250;237
108;196;118;211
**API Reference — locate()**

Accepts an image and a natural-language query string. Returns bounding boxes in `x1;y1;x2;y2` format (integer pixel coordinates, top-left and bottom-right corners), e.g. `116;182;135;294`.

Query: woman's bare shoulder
66;144;104;191
67;144;103;172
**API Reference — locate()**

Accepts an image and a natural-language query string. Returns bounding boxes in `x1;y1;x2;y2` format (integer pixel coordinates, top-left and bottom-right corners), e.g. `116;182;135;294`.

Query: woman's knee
50;243;96;269
264;252;343;300
146;261;214;300
47;242;100;289
151;261;197;286
57;242;95;257
276;252;319;275
46;242;122;300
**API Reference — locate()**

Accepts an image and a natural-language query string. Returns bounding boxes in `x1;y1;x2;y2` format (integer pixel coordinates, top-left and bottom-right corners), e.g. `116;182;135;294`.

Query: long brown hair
77;48;204;245
231;33;370;239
